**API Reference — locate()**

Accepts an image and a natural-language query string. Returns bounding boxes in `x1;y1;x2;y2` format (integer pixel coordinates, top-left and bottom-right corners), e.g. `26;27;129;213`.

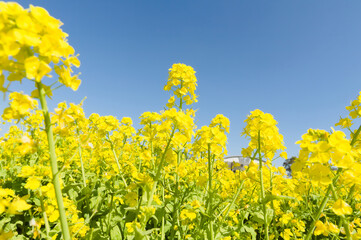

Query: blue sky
4;1;361;166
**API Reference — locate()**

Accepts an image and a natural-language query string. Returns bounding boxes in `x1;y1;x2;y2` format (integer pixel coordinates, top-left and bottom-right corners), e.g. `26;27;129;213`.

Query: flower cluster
164;63;198;109
1;2;361;240
0;1;80;121
241;109;286;160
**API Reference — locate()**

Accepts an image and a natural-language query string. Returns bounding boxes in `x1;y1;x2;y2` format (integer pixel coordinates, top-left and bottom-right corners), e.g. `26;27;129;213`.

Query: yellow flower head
332;199;352;216
242;109;285;160
7;198;31;215
24;176;41;190
314;220;328;236
0;1;81;93
164;63;198;108
2;92;37;120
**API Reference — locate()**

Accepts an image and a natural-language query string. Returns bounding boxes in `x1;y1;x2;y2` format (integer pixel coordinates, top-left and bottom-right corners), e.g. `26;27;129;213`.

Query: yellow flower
191;200;201;209
125;221;140;234
210;114;230;133
352;229;361;240
280;152;288;159
314;220;328;236
326;222;340;234
332;199;352;216
0;188;15;197
335;117;352;128
280;229;293;240
0;231;14;240
24;176;41;190
242;109;285;160
48;209;59;222
14;135;37;155
0;2;80;94
164;63;198;106
31;83;53;99
135;173;153;191
0;200;8;214
29;5;61;30
121;116;133;125
166;96;175;108
55;66;81;91
24;56;52;82
125;222;134;233
180;209;197;221
279;212;293;225
124;192;138;207
0;2;24;15
7;198;31;215
2;92;38;120
153;195;162;205
308;163;332;185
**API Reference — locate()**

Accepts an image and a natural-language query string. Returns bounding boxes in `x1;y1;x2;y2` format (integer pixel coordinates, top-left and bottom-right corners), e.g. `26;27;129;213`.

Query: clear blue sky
4;1;361;166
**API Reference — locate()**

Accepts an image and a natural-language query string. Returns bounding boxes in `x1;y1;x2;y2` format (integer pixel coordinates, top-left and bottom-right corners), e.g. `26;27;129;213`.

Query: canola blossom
1;2;361;240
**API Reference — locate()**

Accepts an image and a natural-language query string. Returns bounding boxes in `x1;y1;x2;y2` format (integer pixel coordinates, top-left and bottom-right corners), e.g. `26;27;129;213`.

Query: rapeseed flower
332;199;352;216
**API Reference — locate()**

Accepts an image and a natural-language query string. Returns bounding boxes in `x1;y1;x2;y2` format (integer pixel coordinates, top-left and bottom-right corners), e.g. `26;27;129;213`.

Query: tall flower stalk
207;144;214;240
0;3;81;238
258;132;269;240
37;82;71;240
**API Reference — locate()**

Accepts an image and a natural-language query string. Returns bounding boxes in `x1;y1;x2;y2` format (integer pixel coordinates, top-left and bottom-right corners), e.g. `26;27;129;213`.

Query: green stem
36;82;71;240
222;179;244;221
221;159;253;221
304;170;342;240
78;144;86;187
179;97;183;110
304;185;331;240
161;186;165;240
39;189;51;239
169;151;182;239
350;124;361;146
207;144;214;240
179;82;183;110
258;132;269;240
110;141;128;188
269;161;279;239
347;184;356;201
147;127;176;208
330;184;351;240
107;189;115;237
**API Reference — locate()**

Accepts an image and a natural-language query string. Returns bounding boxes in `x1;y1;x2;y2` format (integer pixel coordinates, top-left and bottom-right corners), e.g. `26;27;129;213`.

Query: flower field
1;2;361;240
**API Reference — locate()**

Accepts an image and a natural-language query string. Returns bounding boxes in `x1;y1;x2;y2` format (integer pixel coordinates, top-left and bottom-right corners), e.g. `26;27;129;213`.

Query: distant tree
283;157;296;177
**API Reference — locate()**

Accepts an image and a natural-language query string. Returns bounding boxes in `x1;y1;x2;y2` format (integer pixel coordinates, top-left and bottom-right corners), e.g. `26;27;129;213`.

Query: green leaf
0;216;11;230
33;197;41;207
0;169;6;178
110;225;122;240
263;194;297;204
251;208;273;225
243;225;257;240
251;211;264;224
266;208;274;223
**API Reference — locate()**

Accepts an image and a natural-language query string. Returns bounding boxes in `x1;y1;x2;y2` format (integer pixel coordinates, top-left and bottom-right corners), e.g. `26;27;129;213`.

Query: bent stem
36;82;71;240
